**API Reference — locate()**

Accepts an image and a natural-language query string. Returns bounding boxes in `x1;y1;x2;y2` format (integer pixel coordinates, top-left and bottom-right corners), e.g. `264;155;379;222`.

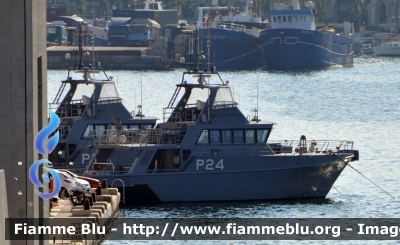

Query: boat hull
373;43;400;56
259;29;354;69
197;28;262;70
86;154;350;204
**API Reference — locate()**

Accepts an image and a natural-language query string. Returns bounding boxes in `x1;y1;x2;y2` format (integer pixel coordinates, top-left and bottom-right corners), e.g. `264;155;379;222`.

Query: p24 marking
196;159;224;171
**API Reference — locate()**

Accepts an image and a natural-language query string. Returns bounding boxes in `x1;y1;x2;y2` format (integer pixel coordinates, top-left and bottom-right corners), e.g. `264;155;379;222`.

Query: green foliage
171;0;197;19
251;0;268;15
77;0;87;15
312;0;326;23
351;0;371;19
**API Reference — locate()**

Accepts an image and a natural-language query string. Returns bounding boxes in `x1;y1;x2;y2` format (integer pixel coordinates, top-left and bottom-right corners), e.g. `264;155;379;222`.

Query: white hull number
196;159;224;171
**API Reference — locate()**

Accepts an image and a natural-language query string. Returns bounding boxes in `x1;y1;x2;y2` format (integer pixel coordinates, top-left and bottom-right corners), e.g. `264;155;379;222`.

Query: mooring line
334;153;395;199
332;186;343;196
346;162;395;199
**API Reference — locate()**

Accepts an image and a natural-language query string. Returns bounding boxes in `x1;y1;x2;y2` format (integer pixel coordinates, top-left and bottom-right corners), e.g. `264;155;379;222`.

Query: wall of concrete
0;0;48;244
0;170;10;245
46;46;170;70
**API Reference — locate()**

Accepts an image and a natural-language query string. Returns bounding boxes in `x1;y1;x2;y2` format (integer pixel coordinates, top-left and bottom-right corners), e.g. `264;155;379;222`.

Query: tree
76;0;87;15
171;0;196;19
314;0;326;24
351;0;371;28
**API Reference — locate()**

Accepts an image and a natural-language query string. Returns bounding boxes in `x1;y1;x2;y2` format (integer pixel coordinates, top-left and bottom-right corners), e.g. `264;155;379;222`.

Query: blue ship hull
198;28;262;70
259;29;354;69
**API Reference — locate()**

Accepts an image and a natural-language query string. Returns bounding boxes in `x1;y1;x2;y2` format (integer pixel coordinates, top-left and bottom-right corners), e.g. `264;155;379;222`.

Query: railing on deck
92;128;183;146
215;22;247;32
92;129;355;157
201;21;247;33
267;139;354;155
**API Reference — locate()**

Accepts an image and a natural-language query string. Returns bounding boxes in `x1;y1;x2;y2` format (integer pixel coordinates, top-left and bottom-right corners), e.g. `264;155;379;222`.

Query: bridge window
299;16;303;22
221;130;232;143
210;130;221;143
245;130;255;143
233;130;244;143
197;129;270;144
288;16;292;22
197;130;209;144
257;129;269;143
95;125;106;138
278;16;281;23
83;124;94;138
294;16;298;22
273;16;277;23
283;16;287;22
304;16;308;22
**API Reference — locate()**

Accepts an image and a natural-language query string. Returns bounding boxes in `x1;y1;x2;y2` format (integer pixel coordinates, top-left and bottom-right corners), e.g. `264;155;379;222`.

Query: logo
29;110;61;199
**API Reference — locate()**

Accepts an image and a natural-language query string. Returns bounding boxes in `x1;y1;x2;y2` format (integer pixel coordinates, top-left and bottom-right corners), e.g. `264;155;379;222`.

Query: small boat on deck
81;32;359;204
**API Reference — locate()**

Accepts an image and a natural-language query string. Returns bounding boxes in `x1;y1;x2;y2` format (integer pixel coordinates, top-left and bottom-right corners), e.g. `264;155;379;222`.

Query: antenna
92;0;95;69
256;79;259;122
136;73;143;118
92;35;95;78
252;74;260;122
91;36;94;62
207;39;211;72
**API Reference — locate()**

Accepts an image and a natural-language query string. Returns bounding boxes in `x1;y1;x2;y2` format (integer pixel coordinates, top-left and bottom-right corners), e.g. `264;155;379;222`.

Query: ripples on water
48;56;400;244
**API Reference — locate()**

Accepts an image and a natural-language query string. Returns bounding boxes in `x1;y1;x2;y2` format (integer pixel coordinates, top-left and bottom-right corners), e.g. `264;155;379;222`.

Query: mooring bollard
101;179;108;189
87;195;93;206
91;192;96;202
95;186;102;196
83;200;90;210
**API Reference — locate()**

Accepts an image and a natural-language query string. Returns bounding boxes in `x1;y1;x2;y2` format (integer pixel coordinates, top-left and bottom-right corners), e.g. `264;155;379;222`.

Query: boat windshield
98;82;122;103
214;87;237;107
184;87;237;108
71;84;94;103
186;87;210;106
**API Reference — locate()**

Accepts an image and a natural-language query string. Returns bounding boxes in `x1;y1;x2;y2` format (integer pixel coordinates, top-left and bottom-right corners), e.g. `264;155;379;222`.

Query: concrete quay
49;187;120;244
47;38;172;70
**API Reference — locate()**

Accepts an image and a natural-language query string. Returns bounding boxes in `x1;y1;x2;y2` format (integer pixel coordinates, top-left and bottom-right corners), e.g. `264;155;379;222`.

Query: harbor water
48;55;400;244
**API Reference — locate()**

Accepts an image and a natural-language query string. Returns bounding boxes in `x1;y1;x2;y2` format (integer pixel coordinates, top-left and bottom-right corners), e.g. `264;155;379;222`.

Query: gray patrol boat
49;21;157;167
82;32;359;204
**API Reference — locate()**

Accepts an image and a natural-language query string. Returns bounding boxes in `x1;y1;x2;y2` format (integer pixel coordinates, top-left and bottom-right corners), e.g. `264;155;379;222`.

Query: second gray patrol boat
49;21;157;167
